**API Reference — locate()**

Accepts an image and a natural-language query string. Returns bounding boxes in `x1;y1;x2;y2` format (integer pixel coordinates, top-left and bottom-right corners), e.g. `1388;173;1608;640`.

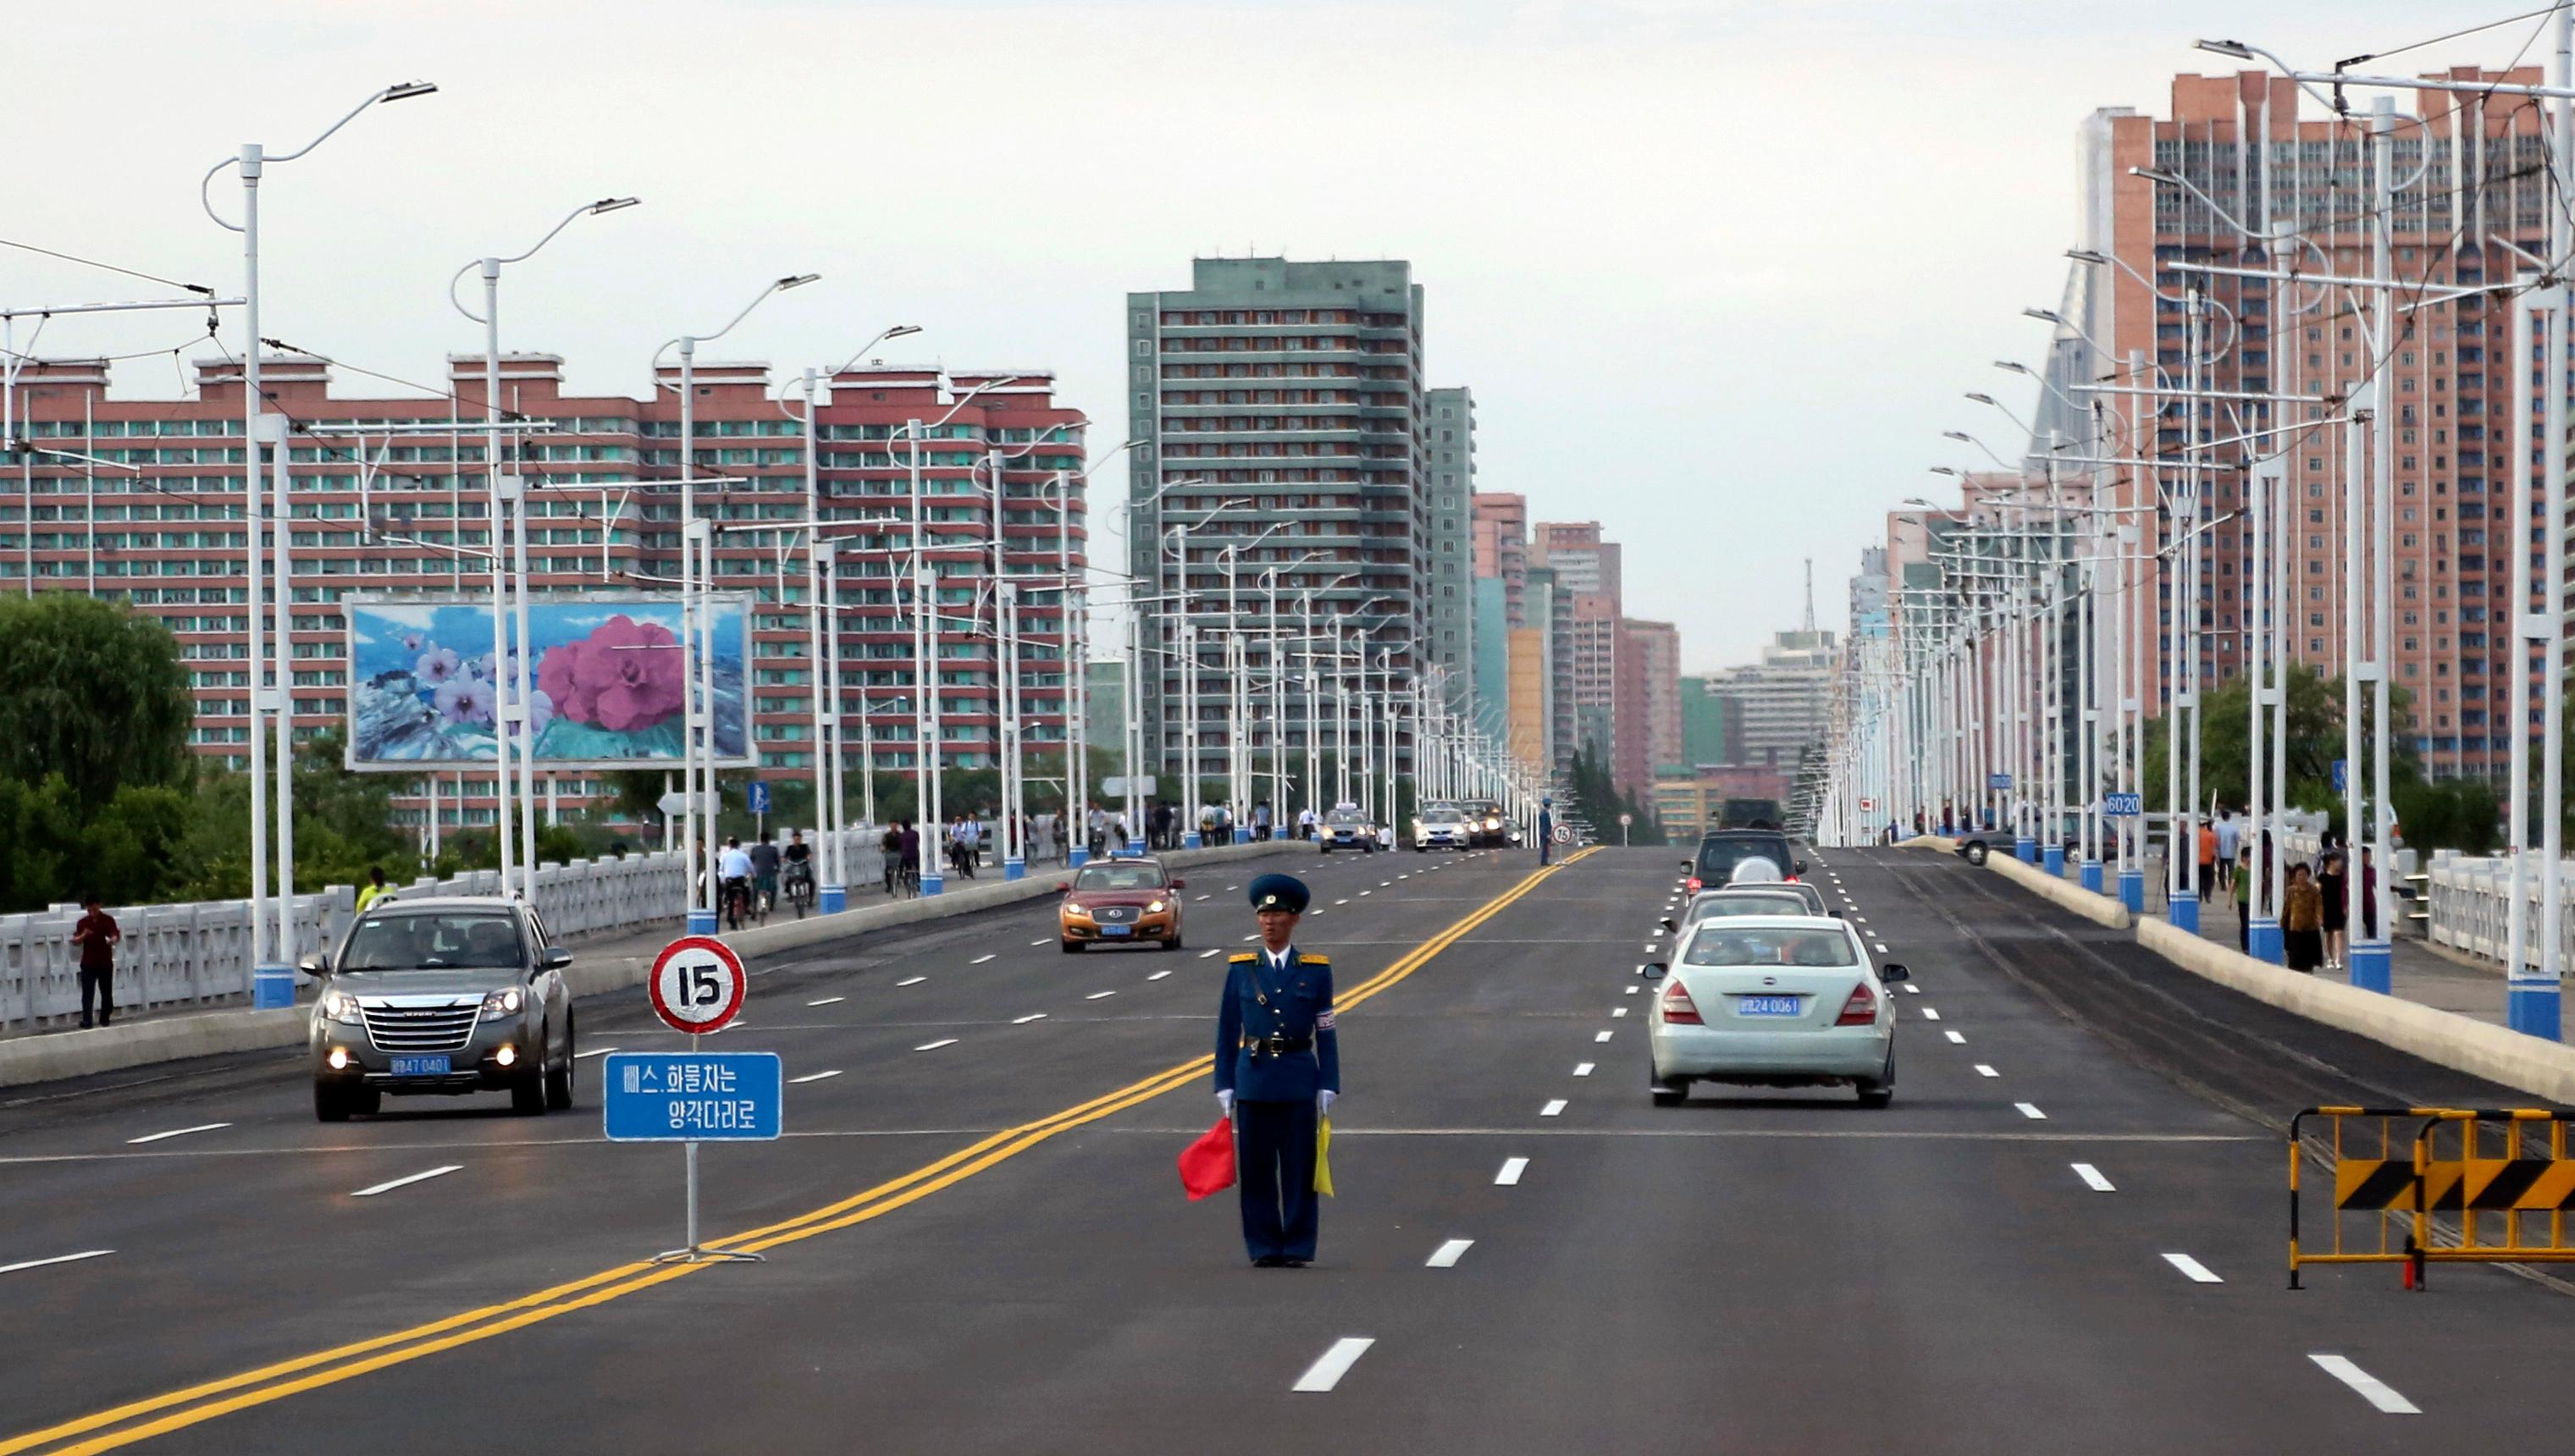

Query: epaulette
1298;953;1329;965
1229;952;1257;963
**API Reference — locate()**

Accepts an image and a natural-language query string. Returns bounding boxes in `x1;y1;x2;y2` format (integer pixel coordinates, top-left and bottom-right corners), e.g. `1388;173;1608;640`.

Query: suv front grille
360;1004;480;1053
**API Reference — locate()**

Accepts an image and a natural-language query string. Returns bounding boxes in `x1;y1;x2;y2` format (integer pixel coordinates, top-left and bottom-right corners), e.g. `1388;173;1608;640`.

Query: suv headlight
1147;900;1167;913
1064;902;1086;917
323;990;363;1024
479;987;524;1018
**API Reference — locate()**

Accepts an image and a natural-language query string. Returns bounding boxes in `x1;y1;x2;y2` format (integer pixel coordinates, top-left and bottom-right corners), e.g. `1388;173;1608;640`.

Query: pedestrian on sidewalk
2318;849;2349;974
356;866;392;913
2282;864;2324;973
2214;808;2241;895
2235;847;2253;951
2196;818;2219;900
71;894;121;1029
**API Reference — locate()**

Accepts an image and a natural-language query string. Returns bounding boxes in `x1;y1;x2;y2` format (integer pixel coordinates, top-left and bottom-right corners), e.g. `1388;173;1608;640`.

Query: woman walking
2282;863;2325;973
2318;849;2349;975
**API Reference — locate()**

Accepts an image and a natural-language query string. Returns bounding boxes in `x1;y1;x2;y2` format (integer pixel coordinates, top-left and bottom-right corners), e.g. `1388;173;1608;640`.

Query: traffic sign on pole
649;935;748;1034
1988;773;2013;791
746;780;771;814
604;1052;782;1142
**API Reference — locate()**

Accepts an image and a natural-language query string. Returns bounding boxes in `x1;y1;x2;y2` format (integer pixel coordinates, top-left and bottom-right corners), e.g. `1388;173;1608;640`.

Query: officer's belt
1241;1034;1314;1057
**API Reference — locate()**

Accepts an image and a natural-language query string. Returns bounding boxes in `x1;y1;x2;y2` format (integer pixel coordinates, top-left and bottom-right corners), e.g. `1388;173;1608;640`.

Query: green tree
0;594;194;810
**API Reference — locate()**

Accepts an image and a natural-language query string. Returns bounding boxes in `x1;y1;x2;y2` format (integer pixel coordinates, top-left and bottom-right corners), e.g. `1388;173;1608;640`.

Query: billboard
344;593;753;770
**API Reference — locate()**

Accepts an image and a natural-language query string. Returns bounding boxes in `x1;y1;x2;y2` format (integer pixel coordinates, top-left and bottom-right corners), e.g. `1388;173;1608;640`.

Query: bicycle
721;876;754;931
782;861;815;918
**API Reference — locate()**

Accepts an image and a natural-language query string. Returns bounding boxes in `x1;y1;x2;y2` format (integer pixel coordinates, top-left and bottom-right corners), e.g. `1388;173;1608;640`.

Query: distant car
1460;799;1510;848
1685;829;1804;895
304;896;577;1122
1414;803;1470;852
1059;858;1186;951
1662;883;1830;935
1640;915;1905;1108
1320;807;1377;854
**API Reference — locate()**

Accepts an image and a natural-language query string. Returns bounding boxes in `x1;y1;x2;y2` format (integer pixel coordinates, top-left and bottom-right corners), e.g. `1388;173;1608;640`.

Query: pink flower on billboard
416;647;462;685
401;631;425;653
537;615;684;734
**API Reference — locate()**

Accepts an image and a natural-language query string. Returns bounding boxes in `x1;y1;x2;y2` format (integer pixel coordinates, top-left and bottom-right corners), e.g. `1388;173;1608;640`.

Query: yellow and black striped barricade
2401;1108;2575;1290
2287;1106;2461;1289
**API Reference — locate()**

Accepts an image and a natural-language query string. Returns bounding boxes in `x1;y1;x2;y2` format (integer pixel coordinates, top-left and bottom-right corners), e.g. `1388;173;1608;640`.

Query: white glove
1216;1090;1235;1119
1318;1089;1338;1117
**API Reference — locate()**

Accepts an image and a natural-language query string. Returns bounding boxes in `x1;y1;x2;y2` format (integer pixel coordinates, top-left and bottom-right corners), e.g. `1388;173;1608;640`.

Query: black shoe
1252;1255;1286;1268
1282;1258;1309;1268
79;1018;93;1029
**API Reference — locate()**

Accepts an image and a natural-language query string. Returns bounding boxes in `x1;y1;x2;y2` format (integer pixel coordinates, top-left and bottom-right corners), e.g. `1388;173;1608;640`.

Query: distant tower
1802;559;1816;634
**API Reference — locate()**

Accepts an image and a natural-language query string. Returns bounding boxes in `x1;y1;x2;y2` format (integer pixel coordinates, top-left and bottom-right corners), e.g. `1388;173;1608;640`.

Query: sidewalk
2158;870;2519;1032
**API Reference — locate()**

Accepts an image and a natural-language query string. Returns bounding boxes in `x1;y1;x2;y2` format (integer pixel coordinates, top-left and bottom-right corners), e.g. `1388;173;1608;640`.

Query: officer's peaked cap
1247;873;1311;913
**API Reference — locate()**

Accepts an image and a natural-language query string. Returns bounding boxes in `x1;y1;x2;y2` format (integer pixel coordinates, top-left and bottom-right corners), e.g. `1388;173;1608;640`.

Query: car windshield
1424;808;1463;823
1683;927;1856;968
1698;836;1793;881
1328;811;1368;825
1689;894;1810;920
1075;864;1168;891
340;911;522;971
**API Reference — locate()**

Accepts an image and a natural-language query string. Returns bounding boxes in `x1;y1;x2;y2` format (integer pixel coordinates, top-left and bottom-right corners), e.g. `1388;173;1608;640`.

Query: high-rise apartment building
1;352;1083;830
2076;69;2550;780
1707;627;1837;773
1124;258;1428;786
1426;387;1477;712
1616;618;1680;795
1534;521;1624;770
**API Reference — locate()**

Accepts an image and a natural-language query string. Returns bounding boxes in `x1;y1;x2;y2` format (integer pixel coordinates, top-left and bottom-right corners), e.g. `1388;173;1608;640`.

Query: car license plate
1736;995;1802;1018
390;1055;451;1076
1100;924;1132;937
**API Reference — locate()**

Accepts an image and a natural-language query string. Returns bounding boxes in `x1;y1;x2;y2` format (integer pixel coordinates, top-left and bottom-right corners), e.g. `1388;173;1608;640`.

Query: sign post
610;935;774;1265
747;779;771;839
1618;811;1633;847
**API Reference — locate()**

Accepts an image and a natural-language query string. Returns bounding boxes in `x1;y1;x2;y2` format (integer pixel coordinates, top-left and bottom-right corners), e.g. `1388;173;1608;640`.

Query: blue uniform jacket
1214;946;1339;1101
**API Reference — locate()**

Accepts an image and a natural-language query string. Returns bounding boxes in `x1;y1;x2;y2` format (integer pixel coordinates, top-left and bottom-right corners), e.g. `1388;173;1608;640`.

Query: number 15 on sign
650;935;747;1035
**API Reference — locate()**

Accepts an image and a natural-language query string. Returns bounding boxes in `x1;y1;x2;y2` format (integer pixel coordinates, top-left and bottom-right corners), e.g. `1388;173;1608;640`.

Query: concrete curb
2135;917;2575;1105
0;839;1307;1090
1985;851;2132;929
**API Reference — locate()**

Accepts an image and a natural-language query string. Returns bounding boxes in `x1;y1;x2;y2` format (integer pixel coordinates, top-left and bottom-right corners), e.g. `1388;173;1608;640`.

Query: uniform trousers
1235;1096;1319;1262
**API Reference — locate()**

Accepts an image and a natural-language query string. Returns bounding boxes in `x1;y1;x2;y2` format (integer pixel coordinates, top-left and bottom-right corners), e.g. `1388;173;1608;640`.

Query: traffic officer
1538;797;1555;865
1214;872;1339;1267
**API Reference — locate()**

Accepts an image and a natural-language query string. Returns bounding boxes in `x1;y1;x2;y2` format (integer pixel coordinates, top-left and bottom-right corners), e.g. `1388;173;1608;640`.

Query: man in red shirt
71;895;121;1029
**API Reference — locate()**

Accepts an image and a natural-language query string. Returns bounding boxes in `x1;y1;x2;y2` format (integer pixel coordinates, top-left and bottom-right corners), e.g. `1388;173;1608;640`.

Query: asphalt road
4;845;2572;1454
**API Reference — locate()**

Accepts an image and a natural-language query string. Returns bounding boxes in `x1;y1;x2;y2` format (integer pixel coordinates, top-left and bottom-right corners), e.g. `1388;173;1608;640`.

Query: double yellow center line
5;846;1595;1456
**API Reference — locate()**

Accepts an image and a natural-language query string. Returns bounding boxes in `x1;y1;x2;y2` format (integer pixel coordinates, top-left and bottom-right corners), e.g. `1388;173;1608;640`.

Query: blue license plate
1100;924;1132;937
390;1055;451;1076
1736;995;1802;1018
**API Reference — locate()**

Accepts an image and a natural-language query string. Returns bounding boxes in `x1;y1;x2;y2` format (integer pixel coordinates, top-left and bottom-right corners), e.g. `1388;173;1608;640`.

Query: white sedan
1641;916;1905;1108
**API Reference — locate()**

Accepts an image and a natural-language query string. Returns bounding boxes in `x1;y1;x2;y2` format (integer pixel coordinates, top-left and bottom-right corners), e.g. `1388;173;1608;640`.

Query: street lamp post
201;80;436;1007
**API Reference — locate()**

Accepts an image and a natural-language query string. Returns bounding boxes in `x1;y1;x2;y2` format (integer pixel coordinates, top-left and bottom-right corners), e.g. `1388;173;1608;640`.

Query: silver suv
302;897;577;1122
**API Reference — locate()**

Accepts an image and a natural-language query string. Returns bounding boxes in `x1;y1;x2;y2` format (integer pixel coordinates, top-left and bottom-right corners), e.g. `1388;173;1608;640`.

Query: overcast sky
8;0;2543;670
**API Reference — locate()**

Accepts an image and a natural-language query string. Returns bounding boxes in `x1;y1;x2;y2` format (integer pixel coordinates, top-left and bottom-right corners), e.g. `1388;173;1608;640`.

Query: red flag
1179;1117;1236;1200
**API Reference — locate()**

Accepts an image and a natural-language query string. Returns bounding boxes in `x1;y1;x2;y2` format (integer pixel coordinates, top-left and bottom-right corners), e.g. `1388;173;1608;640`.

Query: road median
0;839;1305;1091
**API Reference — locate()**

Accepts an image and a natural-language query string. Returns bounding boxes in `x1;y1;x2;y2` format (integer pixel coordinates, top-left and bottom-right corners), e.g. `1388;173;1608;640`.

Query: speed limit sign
1553;825;1572;844
649;935;747;1034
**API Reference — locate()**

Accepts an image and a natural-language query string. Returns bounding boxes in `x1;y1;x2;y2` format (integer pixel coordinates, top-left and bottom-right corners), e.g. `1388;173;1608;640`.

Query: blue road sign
1987;773;2013;791
746;780;771;814
2331;758;2346;793
2103;791;2143;818
603;1052;783;1142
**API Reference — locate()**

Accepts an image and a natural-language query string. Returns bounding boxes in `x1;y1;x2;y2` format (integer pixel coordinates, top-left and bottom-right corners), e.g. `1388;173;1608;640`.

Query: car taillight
1784;875;1799;883
1836;984;1878;1026
1684;877;1702;894
1660;980;1702;1025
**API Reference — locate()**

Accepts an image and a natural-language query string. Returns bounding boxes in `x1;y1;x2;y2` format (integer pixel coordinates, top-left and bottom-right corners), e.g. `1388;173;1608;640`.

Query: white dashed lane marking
806;997;844;1007
1920;1007;1940;1022
1573;1062;1594;1076
2014;1101;2046;1118
1147;970;1172;981
0;1250;113;1277
789;1070;843;1084
575;1046;620;1059
2310;1354;2420;1414
1540;1100;1567;1117
895;976;927;987
127;1123;229;1145
970;954;996;965
351;1166;461;1199
1943;1030;1965;1044
1200;949;1223;959
1426;1239;1474;1268
1292;1337;1376;1393
1594;1030;1613;1044
2162;1253;2223;1283
1086;990;1117;1000
1012;1013;1047;1024
2072;1163;2115;1191
1495;1157;1529;1185
914;1039;958;1052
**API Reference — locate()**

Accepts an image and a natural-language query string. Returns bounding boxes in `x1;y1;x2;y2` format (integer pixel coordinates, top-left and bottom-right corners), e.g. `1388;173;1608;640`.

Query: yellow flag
1313;1115;1335;1197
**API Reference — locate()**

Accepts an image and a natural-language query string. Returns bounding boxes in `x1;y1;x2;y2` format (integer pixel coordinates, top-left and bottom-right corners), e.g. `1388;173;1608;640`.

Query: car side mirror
1172;878;1187;889
1679;858;1694;872
541;947;573;971
1657;917;1677;933
1829;908;1843;918
296;951;329;976
1879;962;1909;982
1638;962;1667;980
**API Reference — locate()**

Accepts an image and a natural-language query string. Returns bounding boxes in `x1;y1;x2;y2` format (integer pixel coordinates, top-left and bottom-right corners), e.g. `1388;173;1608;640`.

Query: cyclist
782;830;814;911
749;830;782;919
881;822;903;896
718;837;755;930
